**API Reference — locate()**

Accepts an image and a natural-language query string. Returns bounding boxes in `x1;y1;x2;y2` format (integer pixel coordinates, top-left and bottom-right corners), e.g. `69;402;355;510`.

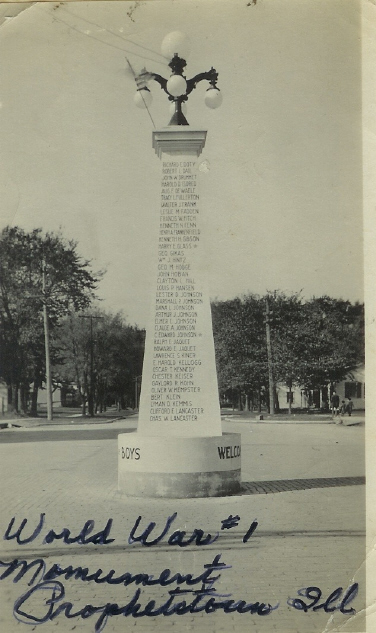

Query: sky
0;0;363;328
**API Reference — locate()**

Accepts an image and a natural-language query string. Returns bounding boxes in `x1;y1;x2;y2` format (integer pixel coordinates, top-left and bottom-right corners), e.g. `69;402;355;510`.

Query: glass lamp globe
161;31;190;60
204;87;223;109
134;89;153;109
169;101;187;116
167;74;187;97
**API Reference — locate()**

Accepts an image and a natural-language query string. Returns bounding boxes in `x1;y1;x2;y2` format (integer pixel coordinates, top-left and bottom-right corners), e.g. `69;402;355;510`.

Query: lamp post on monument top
133;31;223;125
118;32;241;499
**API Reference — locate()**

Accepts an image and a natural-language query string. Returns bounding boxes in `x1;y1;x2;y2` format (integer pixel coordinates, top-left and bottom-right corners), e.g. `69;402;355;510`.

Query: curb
0;414;138;431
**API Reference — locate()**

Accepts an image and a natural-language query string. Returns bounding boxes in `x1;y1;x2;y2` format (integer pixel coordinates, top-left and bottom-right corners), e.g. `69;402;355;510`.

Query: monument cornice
152;128;207;158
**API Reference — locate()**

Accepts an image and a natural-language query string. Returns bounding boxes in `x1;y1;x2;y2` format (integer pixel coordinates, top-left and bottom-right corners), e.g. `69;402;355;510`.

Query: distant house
276;364;365;411
37;387;62;410
276;383;309;410
335;365;365;410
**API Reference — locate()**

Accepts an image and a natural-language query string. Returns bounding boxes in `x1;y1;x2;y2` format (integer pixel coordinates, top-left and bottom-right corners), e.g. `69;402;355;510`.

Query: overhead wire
58;5;167;64
41;7;167;67
58;4;165;128
35;5;168;128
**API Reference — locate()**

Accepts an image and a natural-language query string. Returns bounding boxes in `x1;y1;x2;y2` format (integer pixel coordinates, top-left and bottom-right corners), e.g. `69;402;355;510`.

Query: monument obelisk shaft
138;129;221;438
118;128;241;496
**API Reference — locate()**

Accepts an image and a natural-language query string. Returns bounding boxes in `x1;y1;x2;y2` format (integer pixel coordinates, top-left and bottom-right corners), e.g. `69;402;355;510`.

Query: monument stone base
118;432;241;498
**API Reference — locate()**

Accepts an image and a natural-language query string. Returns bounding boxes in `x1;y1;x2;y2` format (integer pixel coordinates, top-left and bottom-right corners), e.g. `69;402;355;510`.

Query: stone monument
118;33;241;498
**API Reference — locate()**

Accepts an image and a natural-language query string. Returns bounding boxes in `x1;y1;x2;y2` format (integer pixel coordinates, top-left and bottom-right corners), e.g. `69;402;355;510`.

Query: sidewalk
221;408;365;427
0;408;138;431
0;420;366;633
0;408;364;432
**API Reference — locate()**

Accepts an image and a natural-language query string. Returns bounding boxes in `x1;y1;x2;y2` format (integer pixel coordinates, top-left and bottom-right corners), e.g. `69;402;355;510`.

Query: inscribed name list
137;159;222;438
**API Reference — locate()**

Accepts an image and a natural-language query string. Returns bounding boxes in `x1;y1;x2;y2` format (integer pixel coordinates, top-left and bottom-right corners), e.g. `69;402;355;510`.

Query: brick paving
0;422;366;633
241;476;365;495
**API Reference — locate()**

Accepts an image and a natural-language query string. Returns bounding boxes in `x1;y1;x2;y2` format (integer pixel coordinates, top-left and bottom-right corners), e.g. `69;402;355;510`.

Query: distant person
340;400;346;415
346;397;354;416
331;391;340;418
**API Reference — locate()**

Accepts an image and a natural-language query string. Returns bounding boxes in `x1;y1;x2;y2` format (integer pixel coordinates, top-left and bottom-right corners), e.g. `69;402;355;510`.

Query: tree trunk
9;383;19;412
238;388;243;411
14;383;19;412
82;372;89;415
30;382;39;416
7;385;12;411
274;388;280;413
266;388;270;413
288;381;293;415
20;384;28;414
245;393;250;411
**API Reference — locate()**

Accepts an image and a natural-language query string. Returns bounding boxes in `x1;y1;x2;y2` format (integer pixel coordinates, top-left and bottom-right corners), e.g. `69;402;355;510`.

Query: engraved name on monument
138;156;221;437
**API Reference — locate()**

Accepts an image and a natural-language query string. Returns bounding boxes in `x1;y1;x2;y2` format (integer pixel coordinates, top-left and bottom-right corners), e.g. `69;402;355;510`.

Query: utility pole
79;315;104;417
42;259;53;421
264;298;275;416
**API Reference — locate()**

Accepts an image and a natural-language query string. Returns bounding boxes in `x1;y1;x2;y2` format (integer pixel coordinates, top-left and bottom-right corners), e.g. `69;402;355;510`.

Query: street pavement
0;417;367;633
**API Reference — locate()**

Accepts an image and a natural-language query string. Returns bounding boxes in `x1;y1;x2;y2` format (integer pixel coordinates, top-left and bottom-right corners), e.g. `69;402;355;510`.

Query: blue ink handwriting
128;512;219;547
3;513;258;549
287;585;358;615
0;553;228;592
221;515;240;529
243;520;259;543
4;514;114;547
12;566;278;633
0;550;359;631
